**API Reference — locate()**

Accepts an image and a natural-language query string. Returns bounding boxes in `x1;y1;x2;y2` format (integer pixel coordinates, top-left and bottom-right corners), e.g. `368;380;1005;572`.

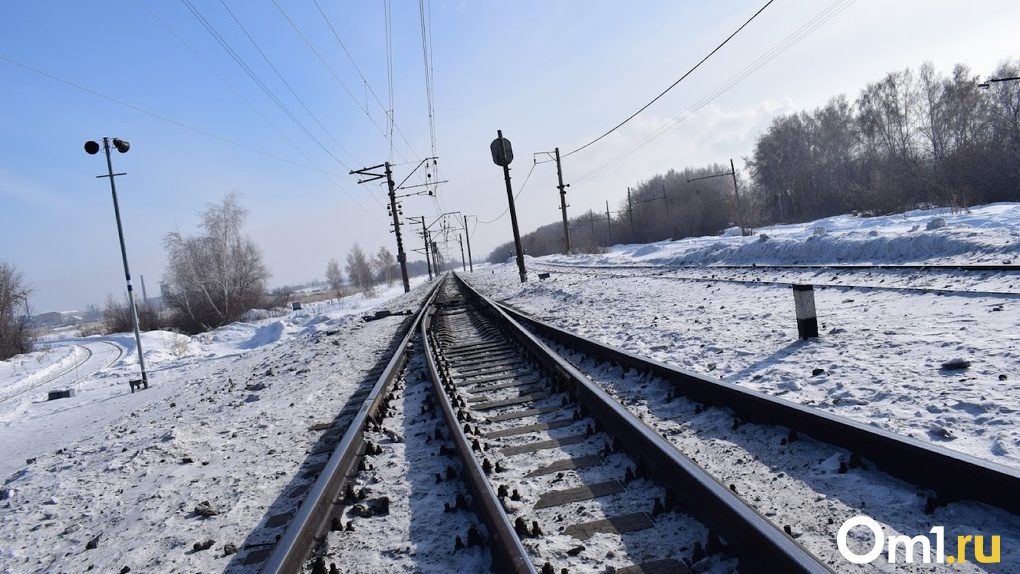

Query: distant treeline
488;59;1020;262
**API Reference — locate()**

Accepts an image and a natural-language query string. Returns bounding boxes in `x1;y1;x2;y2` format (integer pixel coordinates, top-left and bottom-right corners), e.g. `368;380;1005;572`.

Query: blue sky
2;0;1018;313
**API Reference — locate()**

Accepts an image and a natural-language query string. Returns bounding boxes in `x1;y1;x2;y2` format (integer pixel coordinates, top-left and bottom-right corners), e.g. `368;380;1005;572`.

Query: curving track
0;340;123;406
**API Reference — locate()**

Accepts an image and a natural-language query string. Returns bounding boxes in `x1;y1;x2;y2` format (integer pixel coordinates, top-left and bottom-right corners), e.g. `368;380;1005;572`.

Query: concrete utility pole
606;201;612;244
431;240;442;274
458;234;466;272
661;184;676;238
627;187;636;241
687;159;744;235
555;147;570;254
415;216;433;281
463;215;474;272
351;162;410;292
731;158;744;234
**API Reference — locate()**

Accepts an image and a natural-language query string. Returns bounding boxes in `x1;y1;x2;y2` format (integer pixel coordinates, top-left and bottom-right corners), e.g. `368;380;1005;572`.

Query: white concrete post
792;284;819;339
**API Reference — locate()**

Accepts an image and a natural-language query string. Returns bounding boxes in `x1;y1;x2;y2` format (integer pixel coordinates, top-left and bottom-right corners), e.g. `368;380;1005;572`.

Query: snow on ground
471;203;1020;470
1;203;1018;573
461;203;1020;571
0;279;432;573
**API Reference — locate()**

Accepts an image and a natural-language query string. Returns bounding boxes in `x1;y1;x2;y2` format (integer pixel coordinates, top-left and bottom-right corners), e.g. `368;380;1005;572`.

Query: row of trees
326;243;398;299
749;60;1020;221
487;163;745;261
488;59;1020;261
0;262;33;360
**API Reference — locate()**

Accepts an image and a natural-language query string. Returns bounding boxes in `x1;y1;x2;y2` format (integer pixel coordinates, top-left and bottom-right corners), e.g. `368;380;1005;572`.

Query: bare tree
0;261;34;360
325;257;344;299
163;192;271;333
345;243;375;297
374;246;396;287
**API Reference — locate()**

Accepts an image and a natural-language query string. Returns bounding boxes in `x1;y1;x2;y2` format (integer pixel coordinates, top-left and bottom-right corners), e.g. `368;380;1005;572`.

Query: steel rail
530;261;1020;298
533;261;1020;272
485;284;1020;517
452;274;832;574
421;295;538;574
260;280;444;574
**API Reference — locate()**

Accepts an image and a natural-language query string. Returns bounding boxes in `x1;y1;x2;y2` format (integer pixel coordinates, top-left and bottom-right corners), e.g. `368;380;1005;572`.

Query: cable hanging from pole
563;0;775;159
568;0;856;187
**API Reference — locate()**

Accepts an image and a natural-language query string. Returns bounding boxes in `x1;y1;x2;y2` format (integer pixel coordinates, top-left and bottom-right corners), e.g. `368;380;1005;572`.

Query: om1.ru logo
838;516;1001;565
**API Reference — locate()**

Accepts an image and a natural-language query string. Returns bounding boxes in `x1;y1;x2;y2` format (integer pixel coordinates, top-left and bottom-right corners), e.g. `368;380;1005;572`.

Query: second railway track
261;274;1020;573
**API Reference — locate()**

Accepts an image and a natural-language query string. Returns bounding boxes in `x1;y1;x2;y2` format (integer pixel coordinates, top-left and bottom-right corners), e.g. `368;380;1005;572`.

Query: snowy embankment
0;203;1018;573
472;203;1020;473
0;280;431;573
551;203;1020;267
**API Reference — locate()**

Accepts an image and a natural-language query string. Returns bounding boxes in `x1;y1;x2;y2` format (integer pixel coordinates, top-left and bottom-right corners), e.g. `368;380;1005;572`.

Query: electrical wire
0;53;319;172
385;0;395;162
137;1;322;170
569;0;858;187
218;0;361;169
475;160;541;224
176;0;383;218
180;0;352;173
270;0;395;151
419;0;440;197
563;0;775;158
311;0;423;164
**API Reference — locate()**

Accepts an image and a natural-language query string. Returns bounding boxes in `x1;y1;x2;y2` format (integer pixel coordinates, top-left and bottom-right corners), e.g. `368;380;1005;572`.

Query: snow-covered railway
258;273;1019;573
484;287;1020;573
530;261;1020;298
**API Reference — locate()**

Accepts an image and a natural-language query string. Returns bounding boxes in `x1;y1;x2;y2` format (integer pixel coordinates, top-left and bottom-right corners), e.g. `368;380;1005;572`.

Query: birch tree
163;192;270;333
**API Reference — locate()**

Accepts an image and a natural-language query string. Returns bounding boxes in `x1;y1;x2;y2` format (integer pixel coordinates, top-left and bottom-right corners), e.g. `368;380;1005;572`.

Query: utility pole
661;184;676;239
416;216;432;281
491;130;526;283
627;187;636;241
605;201;612;244
351;162;410;293
463;215;474;272
458;234;466;272
731;158;744;235
688;159;744;235
555;147;570;254
589;210;595;241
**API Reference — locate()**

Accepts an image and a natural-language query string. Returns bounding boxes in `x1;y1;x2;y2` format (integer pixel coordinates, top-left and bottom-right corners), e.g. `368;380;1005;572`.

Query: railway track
259;274;1020;573
0;341;123;405
530;261;1020;298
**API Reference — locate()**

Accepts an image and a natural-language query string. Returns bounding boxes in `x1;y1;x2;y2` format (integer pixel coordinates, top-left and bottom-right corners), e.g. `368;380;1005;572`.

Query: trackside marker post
792;284;819;339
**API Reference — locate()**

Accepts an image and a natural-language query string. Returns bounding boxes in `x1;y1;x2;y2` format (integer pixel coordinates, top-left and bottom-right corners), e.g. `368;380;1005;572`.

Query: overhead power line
180;0;352;171
564;0;775;159
476;160;541;224
138;0;325;170
0;53;315;171
569;0;858;188
310;0;423;164
271;0;415;168
217;0;360;168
